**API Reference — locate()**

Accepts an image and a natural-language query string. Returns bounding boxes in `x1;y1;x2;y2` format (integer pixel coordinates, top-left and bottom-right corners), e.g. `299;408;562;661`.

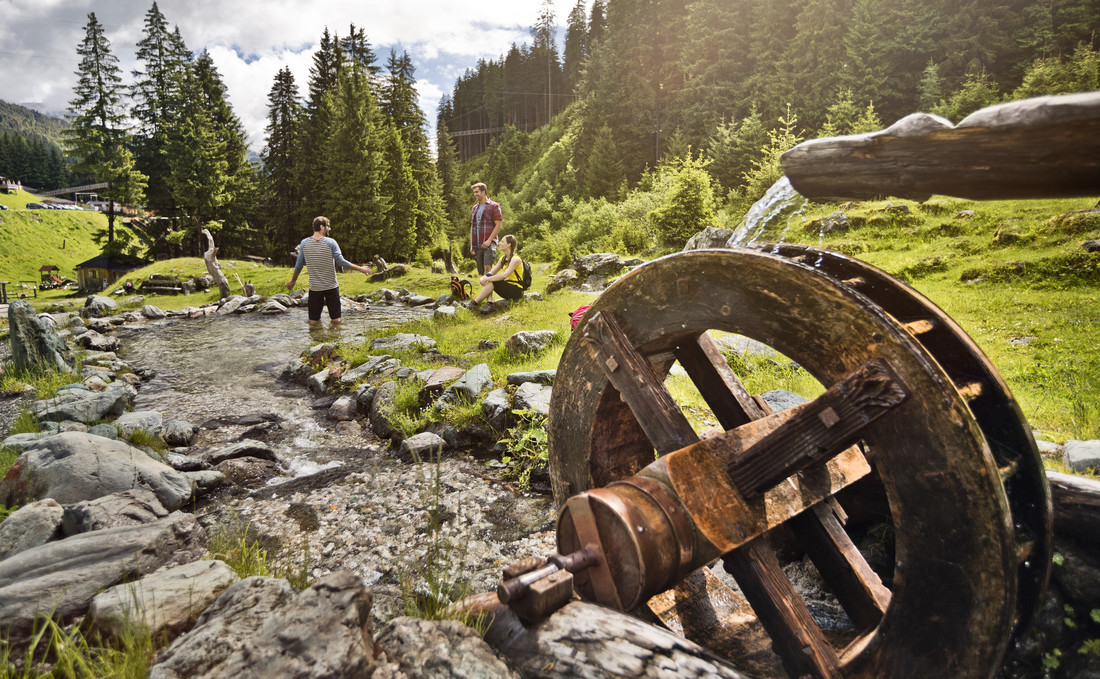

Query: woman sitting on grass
469;234;524;308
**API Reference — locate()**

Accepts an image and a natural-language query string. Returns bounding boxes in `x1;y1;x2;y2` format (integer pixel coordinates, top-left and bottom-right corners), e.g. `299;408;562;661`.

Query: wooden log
781;92;1100;202
1047;470;1100;543
462;593;754;678
201;228;232;299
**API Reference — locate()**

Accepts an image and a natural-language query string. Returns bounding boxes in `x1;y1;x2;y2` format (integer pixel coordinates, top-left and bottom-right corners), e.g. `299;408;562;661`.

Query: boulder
149;571;375;679
439;363;492;405
82;295;118;318
215;296;248;315
215;457;279;487
89;423;120;440
165;452;207;472
1;431;55;452
185;470;228;496
355;383;377;410
0;499;64;561
140;304;168;319
204;439;277;465
90;559;240;640
371;333;437;352
368;263;408;282
545;268;578;294
512;382;552;418
482;389;512;431
328;395;358;421
29;378;134;420
258;300;288;314
506;370;556;386
405;294;435;307
572;252;625;278
306;367;332;395
418;366;466;405
0;432;191;511
684;225;735;250
398;432;447;463
434;305;457;320
163;420;197;447
61;487;170;536
370;381;399;439
1066;440;1100;474
374;617;519;678
0;512;206;639
73;328;122;353
114;410;164;436
340;355;401;385
523;291;544;302
8;299;76;373
505;330;557;356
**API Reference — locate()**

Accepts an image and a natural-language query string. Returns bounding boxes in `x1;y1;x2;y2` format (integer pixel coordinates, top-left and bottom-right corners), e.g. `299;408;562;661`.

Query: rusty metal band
611;476;696;585
564;493;625;610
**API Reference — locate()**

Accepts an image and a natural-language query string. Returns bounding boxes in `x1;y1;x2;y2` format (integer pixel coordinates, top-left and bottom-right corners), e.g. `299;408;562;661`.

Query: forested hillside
0;101;72;191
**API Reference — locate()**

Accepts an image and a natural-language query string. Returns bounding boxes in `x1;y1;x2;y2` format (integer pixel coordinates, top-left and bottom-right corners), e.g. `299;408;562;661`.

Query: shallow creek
114;305;557;622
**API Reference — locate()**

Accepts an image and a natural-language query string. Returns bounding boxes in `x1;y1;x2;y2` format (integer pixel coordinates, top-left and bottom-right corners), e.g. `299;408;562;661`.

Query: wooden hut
74;254;147;292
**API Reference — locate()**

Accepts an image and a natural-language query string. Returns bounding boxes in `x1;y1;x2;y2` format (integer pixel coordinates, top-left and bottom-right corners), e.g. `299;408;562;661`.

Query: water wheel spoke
723;537;843;679
582;310;697;454
674;332;766;428
787;499;891;631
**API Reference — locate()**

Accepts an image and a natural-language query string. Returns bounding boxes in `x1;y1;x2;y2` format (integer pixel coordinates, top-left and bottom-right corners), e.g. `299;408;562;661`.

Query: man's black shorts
308;287;342;321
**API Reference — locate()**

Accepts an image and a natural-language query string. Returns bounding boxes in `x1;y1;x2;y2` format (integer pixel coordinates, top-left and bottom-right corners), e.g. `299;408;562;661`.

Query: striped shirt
294;236;353;291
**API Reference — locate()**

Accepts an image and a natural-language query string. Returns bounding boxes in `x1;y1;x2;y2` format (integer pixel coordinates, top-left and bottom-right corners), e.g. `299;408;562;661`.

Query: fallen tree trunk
460;593;752;678
201;228;232;300
781;92;1100;202
1047;470;1100;543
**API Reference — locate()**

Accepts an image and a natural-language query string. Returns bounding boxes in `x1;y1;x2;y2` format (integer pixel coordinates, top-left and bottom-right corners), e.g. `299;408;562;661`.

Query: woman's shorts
494;280;524;300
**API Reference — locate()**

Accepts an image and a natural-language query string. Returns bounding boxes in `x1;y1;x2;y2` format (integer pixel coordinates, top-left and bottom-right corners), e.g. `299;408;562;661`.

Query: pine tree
379;122;417;261
64;12;146;247
588;0;607;47
262;66;304;259
435;118;466;244
563;0;589;92
299;28;340;222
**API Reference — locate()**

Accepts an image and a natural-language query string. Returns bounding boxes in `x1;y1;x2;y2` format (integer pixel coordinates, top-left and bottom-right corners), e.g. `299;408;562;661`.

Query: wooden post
201;228;232;299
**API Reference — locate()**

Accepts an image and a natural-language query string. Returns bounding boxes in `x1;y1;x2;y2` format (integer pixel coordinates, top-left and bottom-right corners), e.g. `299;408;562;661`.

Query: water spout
726;177;808;250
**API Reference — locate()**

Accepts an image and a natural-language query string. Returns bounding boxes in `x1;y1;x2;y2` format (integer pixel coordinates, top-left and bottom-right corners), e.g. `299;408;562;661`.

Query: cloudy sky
0;0;583;153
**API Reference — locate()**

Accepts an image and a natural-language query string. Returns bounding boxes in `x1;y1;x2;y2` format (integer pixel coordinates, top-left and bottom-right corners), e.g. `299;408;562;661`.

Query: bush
649;153;717;249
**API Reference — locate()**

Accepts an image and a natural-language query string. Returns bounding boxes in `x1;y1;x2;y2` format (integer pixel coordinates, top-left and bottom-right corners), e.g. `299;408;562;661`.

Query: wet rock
141;304;168;319
545;268;579;294
1066;440;1100;474
0;499;64;561
114;410;164;436
306;367;332;395
270;293;294;307
505;330;557;356
0;432;191;511
205;439;277;465
30;380;135;423
439;363;492;405
281;359;314;384
149;571;375;679
90;559;240;640
0;512;206;639
61;487;170;536
370;381;399;439
371;333;437;352
684;225;735;250
82;295;118;318
398;432;447;463
328;395;358;421
512;382;552;418
506;369;555;386
8;299;76;373
215;295;248;315
482;389;512;430
374;617;519;678
258;300;288;314
163;420;197;447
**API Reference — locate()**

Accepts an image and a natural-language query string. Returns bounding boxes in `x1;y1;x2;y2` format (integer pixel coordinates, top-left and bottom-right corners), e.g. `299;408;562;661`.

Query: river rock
114;410;164;436
355;383;377;409
439;363;492;406
371;333;437;352
761;389;809;413
163;420;197;447
259;300;288;314
374;617;519;678
512;382;552;418
82;295;118;318
505;330;557;355
150;571;376;679
405;294;435;307
270;293;294;307
0;512;206;639
83;374;110;391
216;295;248;315
30;376;134;422
141;304;168;319
340;354;401;385
73;328;122;353
216;457;279;487
8;299;76;373
482;388;512;430
205;439;277;465
185;470;228;496
62;487;170;536
397;432;447;463
90;559;240;640
0;432;191;510
506;370;555;386
89;423;120;439
328;395;358;421
417;366;465;406
1;431;55;452
306;368;332;395
370;381;399;439
0;499;64;561
1065;440;1100;474
684;225;735;250
434;305;457;319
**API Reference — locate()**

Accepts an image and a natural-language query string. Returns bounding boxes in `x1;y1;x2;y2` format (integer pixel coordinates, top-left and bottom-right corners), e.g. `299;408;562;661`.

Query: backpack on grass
450;276;473;300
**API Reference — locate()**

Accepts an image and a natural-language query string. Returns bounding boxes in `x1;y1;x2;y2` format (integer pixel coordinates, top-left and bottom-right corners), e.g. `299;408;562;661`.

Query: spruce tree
299;28;340;222
563;0;589;92
379;122;417;261
64;12;146;248
262;66;303;259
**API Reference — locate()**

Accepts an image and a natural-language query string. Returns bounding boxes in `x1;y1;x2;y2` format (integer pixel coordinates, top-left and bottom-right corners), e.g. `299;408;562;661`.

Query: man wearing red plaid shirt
469;182;502;276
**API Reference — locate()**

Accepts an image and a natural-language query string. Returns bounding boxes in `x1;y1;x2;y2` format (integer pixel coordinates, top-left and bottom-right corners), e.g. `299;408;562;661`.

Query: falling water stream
726;176;809;250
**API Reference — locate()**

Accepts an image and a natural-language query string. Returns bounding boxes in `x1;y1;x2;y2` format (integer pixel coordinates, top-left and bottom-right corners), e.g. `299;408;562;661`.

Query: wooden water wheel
544;246;1052;678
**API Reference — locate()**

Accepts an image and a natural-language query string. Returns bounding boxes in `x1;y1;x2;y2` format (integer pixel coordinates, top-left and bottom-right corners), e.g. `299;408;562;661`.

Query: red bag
569;305;590;330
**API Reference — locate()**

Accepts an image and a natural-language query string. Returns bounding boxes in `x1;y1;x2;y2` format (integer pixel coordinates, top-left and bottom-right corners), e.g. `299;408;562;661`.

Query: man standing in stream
470;182;503;276
286;216;372;326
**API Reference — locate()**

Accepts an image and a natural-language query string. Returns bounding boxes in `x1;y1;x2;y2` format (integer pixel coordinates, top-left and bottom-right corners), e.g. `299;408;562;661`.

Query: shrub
649;153;717;249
